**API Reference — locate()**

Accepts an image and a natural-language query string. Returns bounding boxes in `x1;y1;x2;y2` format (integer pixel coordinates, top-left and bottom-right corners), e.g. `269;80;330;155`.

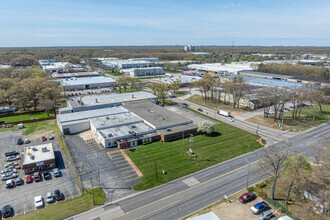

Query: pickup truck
250;202;270;214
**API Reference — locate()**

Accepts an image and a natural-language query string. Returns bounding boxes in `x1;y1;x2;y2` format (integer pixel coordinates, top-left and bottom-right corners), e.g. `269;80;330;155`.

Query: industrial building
188;62;253;74
59;91;158;114
40;60;87;73
238;70;330;87
102;59;152;69
184;45;195;51
128;58;160;62
51;71;100;78
121;67;163;77
57;100;198;148
22;143;56;174
58;76;115;91
158;76;201;86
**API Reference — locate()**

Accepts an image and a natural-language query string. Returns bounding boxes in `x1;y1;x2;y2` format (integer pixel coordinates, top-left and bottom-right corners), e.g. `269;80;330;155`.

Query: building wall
61;120;91;134
160;127;198;142
23;158;56;174
62;82;114;91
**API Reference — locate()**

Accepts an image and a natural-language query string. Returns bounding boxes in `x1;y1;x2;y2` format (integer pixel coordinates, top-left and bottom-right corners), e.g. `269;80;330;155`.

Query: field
0;119;57;135
126;123;263;190
247;105;330;132
186;95;250;116
18;188;106;220
0;112;54;123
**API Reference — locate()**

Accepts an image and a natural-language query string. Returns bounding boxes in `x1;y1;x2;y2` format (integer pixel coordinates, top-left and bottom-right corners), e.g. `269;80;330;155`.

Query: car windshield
242;195;246;199
36;200;41;203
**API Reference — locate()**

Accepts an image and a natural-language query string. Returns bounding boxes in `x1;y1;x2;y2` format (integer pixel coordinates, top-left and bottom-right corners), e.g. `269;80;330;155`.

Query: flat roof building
121;67;163;77
128;58;160;62
58;76;115;91
51;71;100;78
158;76;201;86
102;60;152;69
22;143;56;174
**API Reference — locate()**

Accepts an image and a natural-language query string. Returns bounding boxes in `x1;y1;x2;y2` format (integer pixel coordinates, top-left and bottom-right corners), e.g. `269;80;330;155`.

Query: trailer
218;110;231;117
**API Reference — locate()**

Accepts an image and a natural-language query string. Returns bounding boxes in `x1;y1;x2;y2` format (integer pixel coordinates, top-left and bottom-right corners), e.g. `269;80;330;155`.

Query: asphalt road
68;110;329;220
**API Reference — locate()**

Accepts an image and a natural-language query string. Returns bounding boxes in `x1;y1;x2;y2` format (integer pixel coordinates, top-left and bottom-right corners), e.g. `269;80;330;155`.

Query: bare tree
257;144;289;199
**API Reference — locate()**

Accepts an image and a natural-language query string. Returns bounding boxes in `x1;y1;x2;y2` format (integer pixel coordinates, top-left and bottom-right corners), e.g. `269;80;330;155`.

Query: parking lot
66;87;113;97
65;135;140;201
0;131;80;218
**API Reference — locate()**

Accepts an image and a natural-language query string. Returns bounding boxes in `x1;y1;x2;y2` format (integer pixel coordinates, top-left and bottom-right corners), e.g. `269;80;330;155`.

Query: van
18;123;24;129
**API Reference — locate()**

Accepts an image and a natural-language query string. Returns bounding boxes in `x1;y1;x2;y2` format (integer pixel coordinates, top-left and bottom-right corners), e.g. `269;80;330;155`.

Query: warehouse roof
90;112;143;130
159;76;201;84
68;91;157;108
57;106;129;123
52;71;100;78
59;76;115;86
125;101;193;130
23;143;55;166
223;75;304;87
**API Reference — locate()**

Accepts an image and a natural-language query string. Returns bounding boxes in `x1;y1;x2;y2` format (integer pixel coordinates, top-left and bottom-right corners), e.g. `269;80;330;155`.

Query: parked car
26;175;33;184
1;173;17;181
34;196;44;209
5;161;18;168
197;108;203;112
5;150;19;157
259;210;275;220
24;138;30;144
41;136;47;141
54;190;64;201
43;171;51;180
48;134;54;140
6;155;20;162
34;172;41;182
182;103;188;107
238;192;256;203
17;138;23;145
53;168;60;177
2;205;12;218
6;179;15;188
16;177;23;186
46;192;54;203
251;202;270;214
1;168;17;175
227;116;235;122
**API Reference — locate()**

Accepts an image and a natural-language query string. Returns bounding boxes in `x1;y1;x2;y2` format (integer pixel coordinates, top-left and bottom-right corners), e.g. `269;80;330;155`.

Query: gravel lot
0;131;80;218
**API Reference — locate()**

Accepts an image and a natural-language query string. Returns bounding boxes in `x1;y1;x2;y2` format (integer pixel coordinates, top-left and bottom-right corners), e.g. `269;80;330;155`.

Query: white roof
188;211;220;220
159;76;201;84
188;62;253;73
23;143;55;166
59;76;115;86
90;112;144;130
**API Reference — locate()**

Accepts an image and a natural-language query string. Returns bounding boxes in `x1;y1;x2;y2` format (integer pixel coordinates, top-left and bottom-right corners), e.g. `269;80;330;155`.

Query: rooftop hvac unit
159;117;166;120
132;125;136;128
95;98;98;103
42;147;48;152
108;133;113;137
32;147;38;151
29;153;35;160
167;128;172;131
106;116;110;119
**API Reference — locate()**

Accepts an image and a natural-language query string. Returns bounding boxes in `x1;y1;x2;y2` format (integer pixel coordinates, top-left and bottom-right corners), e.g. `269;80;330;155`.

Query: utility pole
90;177;95;205
155;161;158;183
189;135;194;160
244;158;250;188
256;118;260;138
182;130;184;151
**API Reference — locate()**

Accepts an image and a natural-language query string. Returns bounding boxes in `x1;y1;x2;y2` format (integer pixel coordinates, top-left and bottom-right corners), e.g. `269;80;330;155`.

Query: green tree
197;121;214;134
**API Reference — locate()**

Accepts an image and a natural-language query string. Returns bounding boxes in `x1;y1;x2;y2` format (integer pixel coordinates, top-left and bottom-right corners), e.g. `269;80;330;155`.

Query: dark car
17;138;23;145
16;177;23;186
43;171;51;180
5;150;20;157
182;103;188;107
2;205;12;218
250;202;270;214
54;190;64;201
48;135;54;140
197;108;203;112
238;192;256;203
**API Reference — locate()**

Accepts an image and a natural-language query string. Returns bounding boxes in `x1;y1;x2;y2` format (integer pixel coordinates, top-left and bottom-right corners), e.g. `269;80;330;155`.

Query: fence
266;197;299;220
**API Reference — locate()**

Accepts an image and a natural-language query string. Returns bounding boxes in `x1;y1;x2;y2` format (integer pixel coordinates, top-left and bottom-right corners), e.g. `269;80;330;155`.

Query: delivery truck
218;110;231;117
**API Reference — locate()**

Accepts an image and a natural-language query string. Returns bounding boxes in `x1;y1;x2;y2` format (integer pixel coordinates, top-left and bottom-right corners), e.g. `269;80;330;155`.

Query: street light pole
313;105;316;122
244;158;250;188
189;135;194;160
256;118;260;138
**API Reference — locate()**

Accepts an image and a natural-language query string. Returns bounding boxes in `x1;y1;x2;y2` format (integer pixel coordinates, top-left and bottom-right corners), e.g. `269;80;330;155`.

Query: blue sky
0;0;329;47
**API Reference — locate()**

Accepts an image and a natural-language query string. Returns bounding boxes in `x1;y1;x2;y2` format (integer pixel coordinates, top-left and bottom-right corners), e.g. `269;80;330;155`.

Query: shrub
197;121;215;134
246;186;256;192
262;139;266;145
256;182;267;188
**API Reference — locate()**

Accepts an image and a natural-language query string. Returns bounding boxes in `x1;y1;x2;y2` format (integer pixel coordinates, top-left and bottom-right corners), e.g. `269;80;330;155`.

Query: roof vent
167;128;171;131
159;117;166;120
42;147;48;152
106;116;110;119
108;133;113;137
95;98;98;103
132;125;136;128
32;147;38;151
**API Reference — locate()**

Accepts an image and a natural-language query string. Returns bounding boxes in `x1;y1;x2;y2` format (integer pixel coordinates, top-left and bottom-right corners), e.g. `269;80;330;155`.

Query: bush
262;139;266;145
197;121;215;134
256;182;267;188
246;186;256;192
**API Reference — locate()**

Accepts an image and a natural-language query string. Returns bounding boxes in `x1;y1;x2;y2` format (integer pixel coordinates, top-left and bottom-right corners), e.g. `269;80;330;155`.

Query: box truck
218;110;231;117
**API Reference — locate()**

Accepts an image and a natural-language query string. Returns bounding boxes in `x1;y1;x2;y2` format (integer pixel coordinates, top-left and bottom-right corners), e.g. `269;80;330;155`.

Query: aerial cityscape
0;1;329;220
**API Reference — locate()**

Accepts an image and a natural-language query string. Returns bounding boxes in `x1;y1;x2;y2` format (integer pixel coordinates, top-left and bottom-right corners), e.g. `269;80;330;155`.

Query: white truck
218;110;231;117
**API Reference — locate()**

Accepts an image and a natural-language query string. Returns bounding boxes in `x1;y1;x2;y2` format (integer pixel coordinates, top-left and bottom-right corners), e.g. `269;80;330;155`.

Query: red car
41;136;47;141
26;175;33;184
238;191;256;203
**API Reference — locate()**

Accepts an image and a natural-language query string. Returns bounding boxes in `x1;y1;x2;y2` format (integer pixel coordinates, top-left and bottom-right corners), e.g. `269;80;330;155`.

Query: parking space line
118;166;131;170
79;172;86;176
75;162;82;167
24;203;26;214
123;173;137;178
114;159;126;164
107;150;119;155
111;154;123;160
120;170;134;175
98;143;103;150
124;177;140;182
15;212;23;217
71;190;73;198
115;163;129;167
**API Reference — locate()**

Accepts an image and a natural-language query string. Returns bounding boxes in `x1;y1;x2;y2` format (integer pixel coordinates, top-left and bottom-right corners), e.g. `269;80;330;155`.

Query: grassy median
18;188;106;220
127;122;263;190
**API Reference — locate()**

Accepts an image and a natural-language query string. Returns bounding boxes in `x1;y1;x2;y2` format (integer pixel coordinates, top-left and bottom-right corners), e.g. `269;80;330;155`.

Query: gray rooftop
59;76;115;86
159;76;201;84
125;101;193;130
90;112;143;130
57;106;129;124
23;143;55;166
68;91;157;108
98;122;156;140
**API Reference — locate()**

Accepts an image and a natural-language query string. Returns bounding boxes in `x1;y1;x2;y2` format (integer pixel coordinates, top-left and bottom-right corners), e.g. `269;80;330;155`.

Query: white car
46;192;54;203
34;196;44;209
227;116;235;122
1;168;17;175
1;173;18;181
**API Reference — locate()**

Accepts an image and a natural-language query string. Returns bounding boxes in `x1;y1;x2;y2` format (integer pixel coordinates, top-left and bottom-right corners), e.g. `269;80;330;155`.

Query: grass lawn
164;69;183;73
186;95;250;116
247;105;330;132
159;99;177;106
0;112;54;123
115;87;142;93
0;119;57;134
126;122;263;190
174;91;189;97
18;188;106;220
106;71;121;76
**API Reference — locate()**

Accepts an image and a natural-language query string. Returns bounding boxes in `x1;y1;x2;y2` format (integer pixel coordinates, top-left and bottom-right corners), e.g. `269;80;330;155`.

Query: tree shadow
206;132;221;137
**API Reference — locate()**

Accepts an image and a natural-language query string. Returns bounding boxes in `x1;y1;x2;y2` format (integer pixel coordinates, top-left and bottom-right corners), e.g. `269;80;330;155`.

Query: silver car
1;173;18;181
46;192;54;203
1;168;17;175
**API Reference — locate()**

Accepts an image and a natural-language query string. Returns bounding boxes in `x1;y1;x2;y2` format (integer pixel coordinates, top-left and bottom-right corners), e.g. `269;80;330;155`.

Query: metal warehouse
158;76;201;86
121;67;163;77
58;76;115;91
